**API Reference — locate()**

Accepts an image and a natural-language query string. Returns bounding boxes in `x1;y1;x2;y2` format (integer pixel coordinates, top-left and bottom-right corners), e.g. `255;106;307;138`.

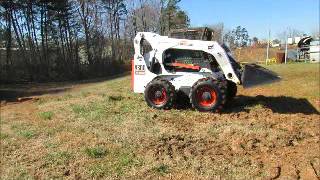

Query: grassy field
1;63;319;179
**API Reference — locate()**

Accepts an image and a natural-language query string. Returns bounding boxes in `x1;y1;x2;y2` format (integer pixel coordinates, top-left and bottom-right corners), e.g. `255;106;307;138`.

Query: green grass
38;111;54;120
153;164;170;175
71;102;107;121
45;124;65;137
88;149;142;177
263;63;320;100
44;151;72;166
44;141;59;149
71;104;86;114
0;132;9;139
11;124;37;139
85;147;108;158
246;103;265;110
18;130;37;139
112;151;142;175
88;164;108;177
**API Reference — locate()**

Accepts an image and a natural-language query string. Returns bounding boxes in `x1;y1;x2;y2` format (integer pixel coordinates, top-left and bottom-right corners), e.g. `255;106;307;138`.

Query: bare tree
277;27;305;42
0;0;188;83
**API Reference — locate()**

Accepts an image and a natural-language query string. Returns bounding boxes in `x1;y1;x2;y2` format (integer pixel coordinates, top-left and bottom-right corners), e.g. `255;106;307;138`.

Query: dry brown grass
234;47;280;63
0;63;319;179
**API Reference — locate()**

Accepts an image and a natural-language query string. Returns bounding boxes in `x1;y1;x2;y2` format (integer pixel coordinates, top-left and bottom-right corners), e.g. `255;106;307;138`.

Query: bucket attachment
241;64;281;88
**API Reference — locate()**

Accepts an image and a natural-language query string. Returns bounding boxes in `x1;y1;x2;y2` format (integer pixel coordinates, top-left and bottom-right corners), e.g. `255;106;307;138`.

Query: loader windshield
163;49;220;72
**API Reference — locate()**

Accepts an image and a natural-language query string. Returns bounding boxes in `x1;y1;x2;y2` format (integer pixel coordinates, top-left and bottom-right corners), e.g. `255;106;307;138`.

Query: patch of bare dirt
144;108;320;179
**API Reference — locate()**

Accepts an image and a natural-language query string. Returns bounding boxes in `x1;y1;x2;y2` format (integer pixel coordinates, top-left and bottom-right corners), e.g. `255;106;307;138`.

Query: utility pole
285;34;288;64
266;29;270;65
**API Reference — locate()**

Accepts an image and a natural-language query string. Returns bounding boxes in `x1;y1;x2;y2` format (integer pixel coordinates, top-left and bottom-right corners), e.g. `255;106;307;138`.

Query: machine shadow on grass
175;94;319;115
226;95;319;115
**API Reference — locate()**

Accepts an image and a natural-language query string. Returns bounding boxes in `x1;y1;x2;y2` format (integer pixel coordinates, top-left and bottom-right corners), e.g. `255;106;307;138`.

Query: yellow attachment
266;58;277;65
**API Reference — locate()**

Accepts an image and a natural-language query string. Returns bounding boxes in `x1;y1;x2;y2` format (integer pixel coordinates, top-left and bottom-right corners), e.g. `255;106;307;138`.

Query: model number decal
135;65;145;75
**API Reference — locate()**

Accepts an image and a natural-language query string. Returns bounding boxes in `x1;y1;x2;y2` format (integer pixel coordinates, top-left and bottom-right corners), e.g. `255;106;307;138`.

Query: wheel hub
155;91;163;98
196;85;217;107
148;86;167;106
202;92;211;100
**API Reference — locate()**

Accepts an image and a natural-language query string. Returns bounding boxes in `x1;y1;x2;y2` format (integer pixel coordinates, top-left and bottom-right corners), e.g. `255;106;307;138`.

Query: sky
179;0;319;39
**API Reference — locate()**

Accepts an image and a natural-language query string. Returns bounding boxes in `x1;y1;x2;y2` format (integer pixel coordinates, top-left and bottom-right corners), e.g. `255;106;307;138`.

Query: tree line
0;0;189;83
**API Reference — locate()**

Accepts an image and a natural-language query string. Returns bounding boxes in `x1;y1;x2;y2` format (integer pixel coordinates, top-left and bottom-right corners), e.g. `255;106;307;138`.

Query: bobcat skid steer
132;29;280;112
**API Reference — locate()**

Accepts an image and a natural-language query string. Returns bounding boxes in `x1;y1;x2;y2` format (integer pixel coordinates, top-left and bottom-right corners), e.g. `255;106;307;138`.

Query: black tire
226;80;237;102
144;78;176;109
189;78;227;112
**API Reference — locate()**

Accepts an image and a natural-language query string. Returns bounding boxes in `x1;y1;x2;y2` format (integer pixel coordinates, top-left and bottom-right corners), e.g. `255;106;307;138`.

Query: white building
309;39;320;63
287;37;303;45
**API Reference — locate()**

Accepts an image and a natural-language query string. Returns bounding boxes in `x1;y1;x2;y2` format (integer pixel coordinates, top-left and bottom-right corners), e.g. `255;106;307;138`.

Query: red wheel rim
149;86;167;105
196;85;217;107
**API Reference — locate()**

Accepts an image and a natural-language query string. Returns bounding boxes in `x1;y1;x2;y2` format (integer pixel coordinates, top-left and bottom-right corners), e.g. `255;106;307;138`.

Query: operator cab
164;27;222;73
163;49;221;73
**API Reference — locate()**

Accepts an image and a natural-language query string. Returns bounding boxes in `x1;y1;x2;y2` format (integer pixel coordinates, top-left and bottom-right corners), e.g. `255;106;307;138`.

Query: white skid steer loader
131;28;280;112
